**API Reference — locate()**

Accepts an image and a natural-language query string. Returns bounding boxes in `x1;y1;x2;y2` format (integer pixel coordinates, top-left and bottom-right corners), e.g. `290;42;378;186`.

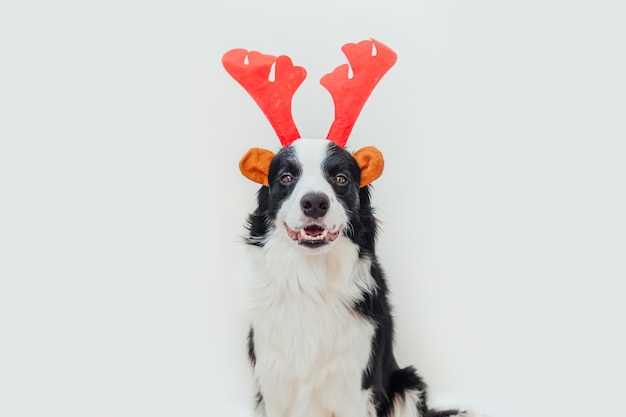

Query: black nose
300;192;330;219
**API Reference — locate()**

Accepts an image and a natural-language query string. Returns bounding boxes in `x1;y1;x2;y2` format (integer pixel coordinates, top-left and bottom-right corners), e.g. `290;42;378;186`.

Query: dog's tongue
304;225;324;237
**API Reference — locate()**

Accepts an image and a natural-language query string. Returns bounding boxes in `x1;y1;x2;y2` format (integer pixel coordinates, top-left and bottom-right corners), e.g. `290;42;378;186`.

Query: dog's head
253;138;381;252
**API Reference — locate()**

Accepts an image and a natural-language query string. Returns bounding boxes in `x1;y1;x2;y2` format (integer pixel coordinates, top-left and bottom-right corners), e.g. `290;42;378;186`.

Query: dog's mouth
284;223;341;247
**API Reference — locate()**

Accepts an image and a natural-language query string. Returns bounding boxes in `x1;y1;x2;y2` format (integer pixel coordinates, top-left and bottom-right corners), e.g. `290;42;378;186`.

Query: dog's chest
252;283;374;375
254;298;374;416
247;238;376;416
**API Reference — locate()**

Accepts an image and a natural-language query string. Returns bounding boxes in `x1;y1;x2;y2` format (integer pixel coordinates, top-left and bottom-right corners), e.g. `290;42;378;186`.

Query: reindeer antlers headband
222;39;397;187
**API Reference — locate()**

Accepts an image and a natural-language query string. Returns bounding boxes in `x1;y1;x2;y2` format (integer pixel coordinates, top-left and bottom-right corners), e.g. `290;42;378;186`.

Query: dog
241;137;475;417
223;38;480;417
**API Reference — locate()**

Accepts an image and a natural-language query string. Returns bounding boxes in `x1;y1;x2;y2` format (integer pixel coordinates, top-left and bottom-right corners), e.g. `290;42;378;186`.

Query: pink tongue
305;226;324;237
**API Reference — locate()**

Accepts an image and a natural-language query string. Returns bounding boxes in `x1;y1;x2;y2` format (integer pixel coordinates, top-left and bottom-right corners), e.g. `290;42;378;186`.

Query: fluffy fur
242;138;473;417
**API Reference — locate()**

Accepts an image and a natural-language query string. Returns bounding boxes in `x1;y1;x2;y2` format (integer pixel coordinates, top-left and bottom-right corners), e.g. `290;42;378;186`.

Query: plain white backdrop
1;1;625;416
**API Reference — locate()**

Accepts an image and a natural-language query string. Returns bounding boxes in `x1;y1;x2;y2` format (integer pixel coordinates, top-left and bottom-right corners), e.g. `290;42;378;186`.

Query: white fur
246;225;376;417
392;389;422;417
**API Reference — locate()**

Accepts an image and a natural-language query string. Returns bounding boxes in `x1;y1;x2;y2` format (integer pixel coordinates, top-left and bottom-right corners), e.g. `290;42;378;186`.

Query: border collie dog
243;138;473;417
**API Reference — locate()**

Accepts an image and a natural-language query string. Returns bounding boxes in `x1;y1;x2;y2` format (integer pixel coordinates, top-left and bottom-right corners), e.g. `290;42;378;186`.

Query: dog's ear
353;146;384;187
240;147;276;186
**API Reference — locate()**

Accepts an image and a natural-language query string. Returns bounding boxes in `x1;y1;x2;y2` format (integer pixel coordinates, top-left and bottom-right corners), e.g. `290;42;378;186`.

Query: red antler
222;49;306;147
320;39;397;147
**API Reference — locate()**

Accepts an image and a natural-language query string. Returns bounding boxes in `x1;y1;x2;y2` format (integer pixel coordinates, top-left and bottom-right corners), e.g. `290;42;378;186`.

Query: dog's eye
280;174;296;184
332;174;348;185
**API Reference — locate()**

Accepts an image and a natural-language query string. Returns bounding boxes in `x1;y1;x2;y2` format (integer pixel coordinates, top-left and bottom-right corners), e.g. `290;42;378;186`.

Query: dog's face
265;138;362;252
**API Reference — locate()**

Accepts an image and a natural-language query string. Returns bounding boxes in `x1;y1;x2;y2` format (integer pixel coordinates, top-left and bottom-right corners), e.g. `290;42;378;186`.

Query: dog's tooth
300;228;306;238
321;230;328;239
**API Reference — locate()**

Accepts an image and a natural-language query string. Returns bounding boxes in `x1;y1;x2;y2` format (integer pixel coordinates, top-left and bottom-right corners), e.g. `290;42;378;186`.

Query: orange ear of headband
239;148;275;187
239;146;384;188
353;146;384;187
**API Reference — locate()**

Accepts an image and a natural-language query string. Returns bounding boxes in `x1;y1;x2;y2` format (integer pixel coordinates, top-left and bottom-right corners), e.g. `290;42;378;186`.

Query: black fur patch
247;326;256;366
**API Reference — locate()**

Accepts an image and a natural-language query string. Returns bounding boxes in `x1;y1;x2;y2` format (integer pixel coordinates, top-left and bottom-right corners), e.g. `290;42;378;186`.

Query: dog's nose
300;192;330;219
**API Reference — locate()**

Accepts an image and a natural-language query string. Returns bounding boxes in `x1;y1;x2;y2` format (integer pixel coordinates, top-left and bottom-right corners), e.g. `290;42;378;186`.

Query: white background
1;1;625;416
